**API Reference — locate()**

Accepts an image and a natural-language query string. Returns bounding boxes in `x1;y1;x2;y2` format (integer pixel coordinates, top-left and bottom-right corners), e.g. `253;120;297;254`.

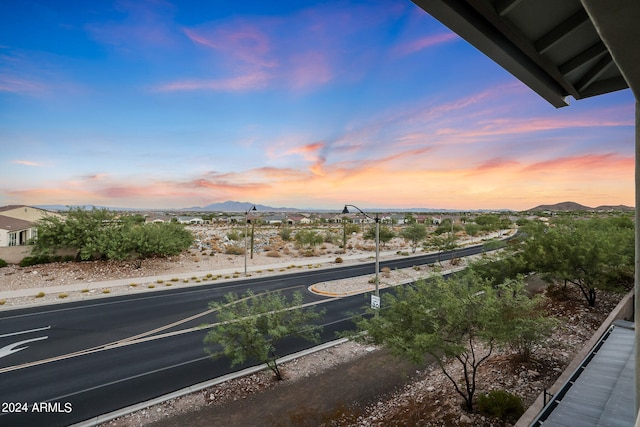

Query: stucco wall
0;246;33;264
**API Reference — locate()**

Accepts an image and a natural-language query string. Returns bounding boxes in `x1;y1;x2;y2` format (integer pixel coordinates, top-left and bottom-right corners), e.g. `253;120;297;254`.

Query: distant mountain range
526;201;634;212
34;200;633;213
183;201;300;212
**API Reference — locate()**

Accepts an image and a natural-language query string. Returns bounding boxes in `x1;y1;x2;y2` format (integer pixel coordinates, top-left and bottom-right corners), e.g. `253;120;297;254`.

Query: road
0;244;490;426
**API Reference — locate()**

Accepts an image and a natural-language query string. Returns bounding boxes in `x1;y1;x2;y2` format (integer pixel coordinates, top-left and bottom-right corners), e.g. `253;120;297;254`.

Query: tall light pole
244;205;256;276
342;204;380;309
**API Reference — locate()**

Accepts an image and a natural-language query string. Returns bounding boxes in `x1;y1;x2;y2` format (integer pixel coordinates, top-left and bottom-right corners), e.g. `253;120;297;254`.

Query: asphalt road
0;244;490;427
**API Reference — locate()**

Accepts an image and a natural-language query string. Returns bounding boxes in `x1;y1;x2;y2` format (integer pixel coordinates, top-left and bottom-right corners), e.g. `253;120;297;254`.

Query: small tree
522;217;633;306
294;230;323;248
400;223;427;253
358;272;551;412
363;224;395;247
204;290;324;380
425;233;457;265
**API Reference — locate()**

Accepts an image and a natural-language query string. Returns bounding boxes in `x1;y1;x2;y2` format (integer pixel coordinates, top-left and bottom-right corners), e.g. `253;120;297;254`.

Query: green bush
20;255;52;267
0;258;7;268
477;390;524;423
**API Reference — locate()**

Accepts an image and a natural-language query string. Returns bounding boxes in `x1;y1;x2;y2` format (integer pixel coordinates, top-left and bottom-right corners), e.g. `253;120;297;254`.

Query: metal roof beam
559;42;608;76
576;53;613;93
535;9;590;54
494;0;525;17
411;0;570;107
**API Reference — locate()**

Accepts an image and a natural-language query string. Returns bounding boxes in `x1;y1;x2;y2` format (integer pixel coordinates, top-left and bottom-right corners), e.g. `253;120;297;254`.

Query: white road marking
0;325;51;339
0;336;48;359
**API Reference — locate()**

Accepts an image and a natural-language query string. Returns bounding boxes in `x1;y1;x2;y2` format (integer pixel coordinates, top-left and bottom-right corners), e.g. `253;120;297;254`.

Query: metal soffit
411;0;639;108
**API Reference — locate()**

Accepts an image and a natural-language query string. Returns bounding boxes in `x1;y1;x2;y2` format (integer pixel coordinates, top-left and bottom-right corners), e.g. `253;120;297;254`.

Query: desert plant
58;293;68;299
35;291;45;298
0;258;7;268
267;250;282;258
477;390;524;423
225;245;245;255
0;299;5;305
335;257;344;264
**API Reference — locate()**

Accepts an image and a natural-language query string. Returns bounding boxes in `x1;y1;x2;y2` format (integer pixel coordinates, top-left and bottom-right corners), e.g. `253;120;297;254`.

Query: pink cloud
86;0;179;51
524;153;633;173
0;75;47;95
183;25;276;69
155;72;270;92
393;32;459;57
11;160;43;167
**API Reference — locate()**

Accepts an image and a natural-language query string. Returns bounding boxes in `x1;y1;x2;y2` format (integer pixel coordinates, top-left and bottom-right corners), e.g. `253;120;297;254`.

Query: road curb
69;338;351;427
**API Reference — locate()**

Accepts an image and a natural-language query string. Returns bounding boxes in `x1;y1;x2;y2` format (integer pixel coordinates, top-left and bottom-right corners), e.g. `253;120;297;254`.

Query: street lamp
342;204;380;309
244;205;257;276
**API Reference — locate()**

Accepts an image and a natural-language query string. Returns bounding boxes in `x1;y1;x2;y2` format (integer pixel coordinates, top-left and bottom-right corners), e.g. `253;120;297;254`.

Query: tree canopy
33;207;193;264
520;217;633;306
358;272;554;412
400;223;427;253
204;290;324;380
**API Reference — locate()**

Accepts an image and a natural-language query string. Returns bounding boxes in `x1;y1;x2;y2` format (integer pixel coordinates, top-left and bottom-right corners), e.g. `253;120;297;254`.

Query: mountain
526;201;634;212
184;201;300;213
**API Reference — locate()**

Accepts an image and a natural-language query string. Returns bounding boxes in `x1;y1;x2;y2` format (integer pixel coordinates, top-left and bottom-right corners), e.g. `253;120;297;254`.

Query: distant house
177;216;204;225
0;205;61;247
145;215;172;224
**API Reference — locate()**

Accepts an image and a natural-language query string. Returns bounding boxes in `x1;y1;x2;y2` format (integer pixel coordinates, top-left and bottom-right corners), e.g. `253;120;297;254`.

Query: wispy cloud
11;160;43;167
392;32;459;57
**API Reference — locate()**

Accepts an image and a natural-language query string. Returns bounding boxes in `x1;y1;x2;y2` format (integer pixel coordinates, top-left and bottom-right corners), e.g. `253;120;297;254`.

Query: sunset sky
1;0;635;211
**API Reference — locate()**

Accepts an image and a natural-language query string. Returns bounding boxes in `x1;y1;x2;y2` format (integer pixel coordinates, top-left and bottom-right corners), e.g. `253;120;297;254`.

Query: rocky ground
0;226;625;426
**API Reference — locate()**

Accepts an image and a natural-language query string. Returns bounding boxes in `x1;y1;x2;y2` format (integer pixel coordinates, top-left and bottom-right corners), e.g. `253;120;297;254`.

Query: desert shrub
102;289;111;294
477;390;524;423
335;257;344;264
0;258;7;268
226;229;242;241
279;227;292;241
225;245;245;255
0;299;5;305
58;293;68;299
267;250;282;258
35;291;45;298
20;255;52;267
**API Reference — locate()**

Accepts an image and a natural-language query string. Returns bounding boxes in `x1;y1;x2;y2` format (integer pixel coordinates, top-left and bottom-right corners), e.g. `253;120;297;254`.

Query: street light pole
244;205;256;276
342;204;380;306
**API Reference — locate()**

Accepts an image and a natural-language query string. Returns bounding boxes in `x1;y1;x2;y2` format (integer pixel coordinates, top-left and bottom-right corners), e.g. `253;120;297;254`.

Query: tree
203;290;324;380
522;217;633;306
363;224;395;247
33;207;193;264
358;272;553;412
424;233;457;265
294;230;323;248
400;223;427;253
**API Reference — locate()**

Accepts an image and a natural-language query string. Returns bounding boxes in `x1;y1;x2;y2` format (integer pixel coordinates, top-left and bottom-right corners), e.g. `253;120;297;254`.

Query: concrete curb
69;337;351;427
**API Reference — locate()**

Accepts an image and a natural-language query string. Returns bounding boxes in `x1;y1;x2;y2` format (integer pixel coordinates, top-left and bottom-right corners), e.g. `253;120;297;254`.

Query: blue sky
1;0;635;210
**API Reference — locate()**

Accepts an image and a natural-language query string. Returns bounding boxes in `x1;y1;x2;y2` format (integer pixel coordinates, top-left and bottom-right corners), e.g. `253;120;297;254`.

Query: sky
0;0;635;211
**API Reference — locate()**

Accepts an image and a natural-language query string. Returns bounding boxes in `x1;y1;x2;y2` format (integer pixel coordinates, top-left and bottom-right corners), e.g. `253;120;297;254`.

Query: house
0;205;61;247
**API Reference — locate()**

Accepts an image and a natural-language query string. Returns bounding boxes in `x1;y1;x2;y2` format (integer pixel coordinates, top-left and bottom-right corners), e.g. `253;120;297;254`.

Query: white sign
371;294;381;310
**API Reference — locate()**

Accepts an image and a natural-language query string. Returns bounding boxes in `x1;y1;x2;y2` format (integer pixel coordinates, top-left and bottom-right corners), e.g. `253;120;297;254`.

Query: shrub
225;245;245;255
102;289;111;294
20;255;51;267
35;291;45;298
81;289;90;293
477;390;524;423
58;293;68;299
0;258;7;268
335;257;344;264
267;250;282;258
0;299;6;305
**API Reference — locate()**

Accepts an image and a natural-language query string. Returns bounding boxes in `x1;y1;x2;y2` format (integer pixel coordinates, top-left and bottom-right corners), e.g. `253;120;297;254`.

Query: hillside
527;201;634;212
